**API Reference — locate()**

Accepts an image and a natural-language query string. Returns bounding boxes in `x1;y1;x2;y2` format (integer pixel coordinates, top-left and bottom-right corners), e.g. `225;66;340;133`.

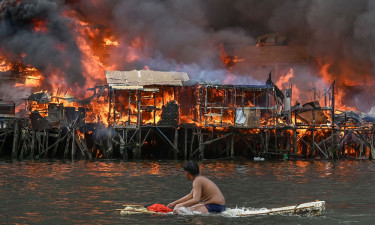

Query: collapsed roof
105;70;190;90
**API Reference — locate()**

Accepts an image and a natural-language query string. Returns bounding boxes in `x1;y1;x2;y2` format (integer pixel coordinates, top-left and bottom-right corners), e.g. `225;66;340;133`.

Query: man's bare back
167;161;226;214
192;175;225;205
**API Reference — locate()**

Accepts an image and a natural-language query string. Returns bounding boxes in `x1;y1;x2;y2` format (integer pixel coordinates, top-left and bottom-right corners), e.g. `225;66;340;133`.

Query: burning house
0;68;375;160
1;1;375;161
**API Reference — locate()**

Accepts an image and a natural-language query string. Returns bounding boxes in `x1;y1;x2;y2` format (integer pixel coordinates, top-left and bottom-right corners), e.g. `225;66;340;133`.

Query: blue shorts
205;204;226;213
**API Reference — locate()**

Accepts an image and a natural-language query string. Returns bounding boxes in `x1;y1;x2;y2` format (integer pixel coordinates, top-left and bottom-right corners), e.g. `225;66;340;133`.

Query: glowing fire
276;68;294;89
31;18;48;33
103;38;119;47
219;44;245;69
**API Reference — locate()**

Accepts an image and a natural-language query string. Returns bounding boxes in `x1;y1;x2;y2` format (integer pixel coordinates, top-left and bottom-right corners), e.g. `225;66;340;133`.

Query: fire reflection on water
0;160;374;224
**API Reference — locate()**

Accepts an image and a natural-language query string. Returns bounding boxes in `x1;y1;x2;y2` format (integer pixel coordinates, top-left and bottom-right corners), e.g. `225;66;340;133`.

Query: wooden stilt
81;133;92;160
371;123;375;160
184;128;188;160
293;128;298;155
64;133;71;159
311;110;315;158
37;132;42;156
20;136;27;160
12;119;20;159
45;130;49;158
0;132;8;156
74;135;86;159
331;81;337;158
226;135;231;157
230;132;235;158
189;130;195;159
123;129;128;160
133;129;142;159
174;128;178;160
52;131;62;158
119;130;128;160
71;129;76;160
198;129;205;160
30;131;35;159
107;129;113;158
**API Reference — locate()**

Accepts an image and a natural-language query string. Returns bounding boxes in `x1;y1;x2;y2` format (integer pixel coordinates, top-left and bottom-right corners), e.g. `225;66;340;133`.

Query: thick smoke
1;0;375;110
0;0;84;89
73;0;375;80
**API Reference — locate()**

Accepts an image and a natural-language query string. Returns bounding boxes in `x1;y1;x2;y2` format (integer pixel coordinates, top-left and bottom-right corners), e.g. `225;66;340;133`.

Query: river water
0;159;374;224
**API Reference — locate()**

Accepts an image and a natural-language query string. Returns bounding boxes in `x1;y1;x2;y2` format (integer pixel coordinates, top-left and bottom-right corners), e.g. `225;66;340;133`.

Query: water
0;159;375;224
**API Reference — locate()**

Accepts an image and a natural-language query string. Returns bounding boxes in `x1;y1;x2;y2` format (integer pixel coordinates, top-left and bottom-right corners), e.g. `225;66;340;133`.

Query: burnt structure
1;70;375;161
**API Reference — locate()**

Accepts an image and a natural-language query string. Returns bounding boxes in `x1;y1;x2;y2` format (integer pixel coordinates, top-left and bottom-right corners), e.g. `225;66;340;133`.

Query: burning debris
0;1;375;160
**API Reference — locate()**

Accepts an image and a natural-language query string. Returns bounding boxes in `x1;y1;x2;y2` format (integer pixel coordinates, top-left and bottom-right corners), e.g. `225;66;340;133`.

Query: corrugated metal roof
105;70;189;87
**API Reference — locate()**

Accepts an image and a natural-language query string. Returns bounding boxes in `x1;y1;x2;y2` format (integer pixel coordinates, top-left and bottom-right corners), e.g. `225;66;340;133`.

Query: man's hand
167;202;175;208
173;203;183;213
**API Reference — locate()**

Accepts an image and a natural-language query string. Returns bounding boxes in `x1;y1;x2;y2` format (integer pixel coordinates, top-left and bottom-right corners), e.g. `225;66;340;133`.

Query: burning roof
105;70;190;89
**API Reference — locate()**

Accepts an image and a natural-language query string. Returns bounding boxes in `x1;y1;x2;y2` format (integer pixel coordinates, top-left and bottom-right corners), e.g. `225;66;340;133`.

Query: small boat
117;200;325;217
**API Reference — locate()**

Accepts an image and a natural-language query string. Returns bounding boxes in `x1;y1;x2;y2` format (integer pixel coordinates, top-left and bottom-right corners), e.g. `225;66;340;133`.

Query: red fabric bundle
147;204;173;213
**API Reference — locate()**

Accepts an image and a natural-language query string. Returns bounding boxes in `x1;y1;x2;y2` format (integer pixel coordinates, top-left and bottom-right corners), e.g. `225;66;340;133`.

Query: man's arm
167;190;193;208
174;179;202;209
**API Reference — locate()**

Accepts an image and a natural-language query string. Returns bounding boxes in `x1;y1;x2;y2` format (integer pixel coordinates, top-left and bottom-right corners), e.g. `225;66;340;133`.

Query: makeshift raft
118;201;325;217
118;204;173;215
235;200;325;216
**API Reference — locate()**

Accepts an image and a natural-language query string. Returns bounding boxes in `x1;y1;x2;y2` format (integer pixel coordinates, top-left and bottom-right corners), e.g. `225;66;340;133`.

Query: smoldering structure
1;1;375;160
1;69;375;160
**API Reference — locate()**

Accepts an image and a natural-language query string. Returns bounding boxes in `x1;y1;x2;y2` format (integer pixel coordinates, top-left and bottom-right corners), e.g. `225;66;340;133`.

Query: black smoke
0;0;84;89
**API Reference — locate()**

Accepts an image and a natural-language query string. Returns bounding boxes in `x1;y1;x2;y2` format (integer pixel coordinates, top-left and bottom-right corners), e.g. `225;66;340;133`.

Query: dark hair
183;161;200;176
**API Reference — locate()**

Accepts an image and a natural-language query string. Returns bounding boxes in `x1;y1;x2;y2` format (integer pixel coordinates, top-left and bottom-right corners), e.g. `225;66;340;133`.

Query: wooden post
107;129;113;158
12;119;20;159
52;131;62;158
124;129;128;160
226;135;231;157
82;133;92;160
331;81;336;158
293;128;298;155
20;134;27;160
64;133;71;159
108;87;112;125
184;127;188;160
113;90;116;125
137;129;142;159
153;92;156;125
0;132;7;156
30;131;35;159
174;128;178;160
265;130;269;152
128;91;132;124
71;129;76;160
120;130;128;160
311;110;315;158
37;132;42;156
74;135;86;159
370;123;375;160
45;130;49;158
230;131;235;158
133;90;142;160
189;130;195;159
198;129;205;160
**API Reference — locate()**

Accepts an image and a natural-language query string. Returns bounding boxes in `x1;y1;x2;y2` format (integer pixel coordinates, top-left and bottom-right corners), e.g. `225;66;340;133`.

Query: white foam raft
118;200;325;217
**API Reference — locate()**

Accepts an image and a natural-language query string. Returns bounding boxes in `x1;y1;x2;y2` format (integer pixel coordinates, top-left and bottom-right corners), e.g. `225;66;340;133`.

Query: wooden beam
12;119;20;159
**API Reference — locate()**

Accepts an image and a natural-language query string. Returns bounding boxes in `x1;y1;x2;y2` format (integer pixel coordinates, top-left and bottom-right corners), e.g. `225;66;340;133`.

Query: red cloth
147;204;173;213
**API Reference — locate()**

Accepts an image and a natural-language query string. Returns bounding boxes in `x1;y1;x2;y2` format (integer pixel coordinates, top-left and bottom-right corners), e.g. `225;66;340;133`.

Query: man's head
183;161;200;179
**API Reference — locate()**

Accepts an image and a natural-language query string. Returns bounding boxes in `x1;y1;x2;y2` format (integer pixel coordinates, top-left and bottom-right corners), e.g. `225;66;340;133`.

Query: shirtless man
167;161;225;214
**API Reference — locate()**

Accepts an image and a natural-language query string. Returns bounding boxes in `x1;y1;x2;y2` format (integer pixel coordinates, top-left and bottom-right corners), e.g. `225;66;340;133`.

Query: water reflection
0;159;375;224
